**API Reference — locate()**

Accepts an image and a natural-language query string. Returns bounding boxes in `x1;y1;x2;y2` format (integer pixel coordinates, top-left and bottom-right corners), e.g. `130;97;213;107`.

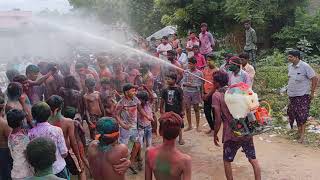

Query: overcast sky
0;0;71;12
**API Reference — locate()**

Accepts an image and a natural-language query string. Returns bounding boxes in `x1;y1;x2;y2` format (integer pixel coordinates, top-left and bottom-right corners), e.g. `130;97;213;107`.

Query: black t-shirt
161;86;183;115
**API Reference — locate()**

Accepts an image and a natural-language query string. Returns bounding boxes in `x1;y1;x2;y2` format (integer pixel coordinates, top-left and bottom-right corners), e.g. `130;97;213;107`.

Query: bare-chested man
46;95;84;179
100;78;117;117
59;75;83;118
145;112;191;180
43;63;64;99
88;117;129;180
84;78;105;139
0;96;12;179
111;62;129;95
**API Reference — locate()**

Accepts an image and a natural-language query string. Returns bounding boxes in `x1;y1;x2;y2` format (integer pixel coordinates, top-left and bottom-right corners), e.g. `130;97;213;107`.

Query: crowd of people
0;20;317;180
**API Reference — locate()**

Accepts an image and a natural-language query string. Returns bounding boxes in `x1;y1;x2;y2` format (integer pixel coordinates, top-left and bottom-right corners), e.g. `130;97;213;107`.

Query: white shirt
8;132;34;179
157;43;172;60
177;52;188;68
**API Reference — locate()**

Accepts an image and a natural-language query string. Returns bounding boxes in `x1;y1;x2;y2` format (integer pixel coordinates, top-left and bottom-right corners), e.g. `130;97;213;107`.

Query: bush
273;8;320;54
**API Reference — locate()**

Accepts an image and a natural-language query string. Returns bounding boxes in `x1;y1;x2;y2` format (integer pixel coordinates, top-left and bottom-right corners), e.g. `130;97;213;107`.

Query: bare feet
205;129;212;134
196;127;201;132
298;137;305;144
184;127;193;132
179;139;185;145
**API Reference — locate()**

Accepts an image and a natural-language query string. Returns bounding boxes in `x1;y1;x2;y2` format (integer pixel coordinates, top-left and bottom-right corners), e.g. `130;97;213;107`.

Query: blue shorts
138;125;152;148
119;128;140;145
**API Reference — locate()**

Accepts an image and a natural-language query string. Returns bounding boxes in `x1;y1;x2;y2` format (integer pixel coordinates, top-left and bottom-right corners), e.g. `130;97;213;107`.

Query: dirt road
127;117;320;180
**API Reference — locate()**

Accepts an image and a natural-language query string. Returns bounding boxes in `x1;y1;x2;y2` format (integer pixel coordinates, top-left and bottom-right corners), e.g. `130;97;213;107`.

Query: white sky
0;0;71;12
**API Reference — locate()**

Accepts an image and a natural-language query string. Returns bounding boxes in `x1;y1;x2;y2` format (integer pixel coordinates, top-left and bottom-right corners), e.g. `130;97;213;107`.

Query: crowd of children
0;22;262;180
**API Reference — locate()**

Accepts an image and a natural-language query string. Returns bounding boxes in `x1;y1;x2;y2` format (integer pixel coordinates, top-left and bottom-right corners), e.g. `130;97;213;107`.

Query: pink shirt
194;53;206;70
199;31;215;54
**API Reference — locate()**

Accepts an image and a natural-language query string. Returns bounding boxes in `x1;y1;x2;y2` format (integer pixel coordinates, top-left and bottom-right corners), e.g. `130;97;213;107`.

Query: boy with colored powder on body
0;96;12;180
7;109;33;179
46;95;84;179
145;112;191;180
212;71;261;180
84;78;105;140
5;82;33;128
100;78;117;117
59;75;83;119
63;106;91;177
181;57;204;132
88;117;129;180
25;137;65;180
115;83;152;173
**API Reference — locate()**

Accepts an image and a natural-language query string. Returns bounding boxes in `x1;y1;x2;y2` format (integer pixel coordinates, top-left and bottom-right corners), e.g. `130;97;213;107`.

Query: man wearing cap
287;50;318;143
199;23;215;59
227;56;252;87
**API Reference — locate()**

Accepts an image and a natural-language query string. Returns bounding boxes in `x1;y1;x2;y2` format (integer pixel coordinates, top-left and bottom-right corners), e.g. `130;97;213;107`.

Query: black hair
239;53;249;60
243;19;251;24
26;137;56;171
192;45;200;49
136;90;149;102
207;54;216;61
213;71;229;87
64;75;80;90
188;57;197;64
63;106;76;119
46;95;64;112
85;78;96;88
7;82;22;100
162;36;168;40
13;75;28;84
122;83;136;93
6;69;20;82
26;64;40;75
46;63;57;73
0;96;5;112
6;109;26;128
167;50;176;56
288;50;301;59
31;102;51;123
166;72;177;81
100;77;111;85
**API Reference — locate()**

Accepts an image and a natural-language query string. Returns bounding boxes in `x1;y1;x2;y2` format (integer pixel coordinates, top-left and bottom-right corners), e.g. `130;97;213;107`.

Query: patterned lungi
287;94;311;126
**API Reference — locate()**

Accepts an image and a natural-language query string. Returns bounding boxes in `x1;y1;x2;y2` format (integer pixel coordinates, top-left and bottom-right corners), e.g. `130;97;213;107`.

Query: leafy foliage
273;8;320;53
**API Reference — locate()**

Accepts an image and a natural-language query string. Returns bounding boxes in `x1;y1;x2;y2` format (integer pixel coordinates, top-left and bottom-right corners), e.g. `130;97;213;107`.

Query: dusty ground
126;114;320;180
78;114;320;180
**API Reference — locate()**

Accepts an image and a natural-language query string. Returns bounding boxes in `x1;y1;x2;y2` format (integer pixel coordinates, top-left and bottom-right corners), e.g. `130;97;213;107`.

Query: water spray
33;17;213;84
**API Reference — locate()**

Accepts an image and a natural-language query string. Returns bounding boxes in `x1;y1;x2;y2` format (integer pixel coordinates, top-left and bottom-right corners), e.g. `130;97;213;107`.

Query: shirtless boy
111;62;129;94
59;75;83;118
84;78;105;139
0;96;12;179
5;82;33;128
46;95;84;179
100;78;117;117
145;112;191;180
88;117;129;180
